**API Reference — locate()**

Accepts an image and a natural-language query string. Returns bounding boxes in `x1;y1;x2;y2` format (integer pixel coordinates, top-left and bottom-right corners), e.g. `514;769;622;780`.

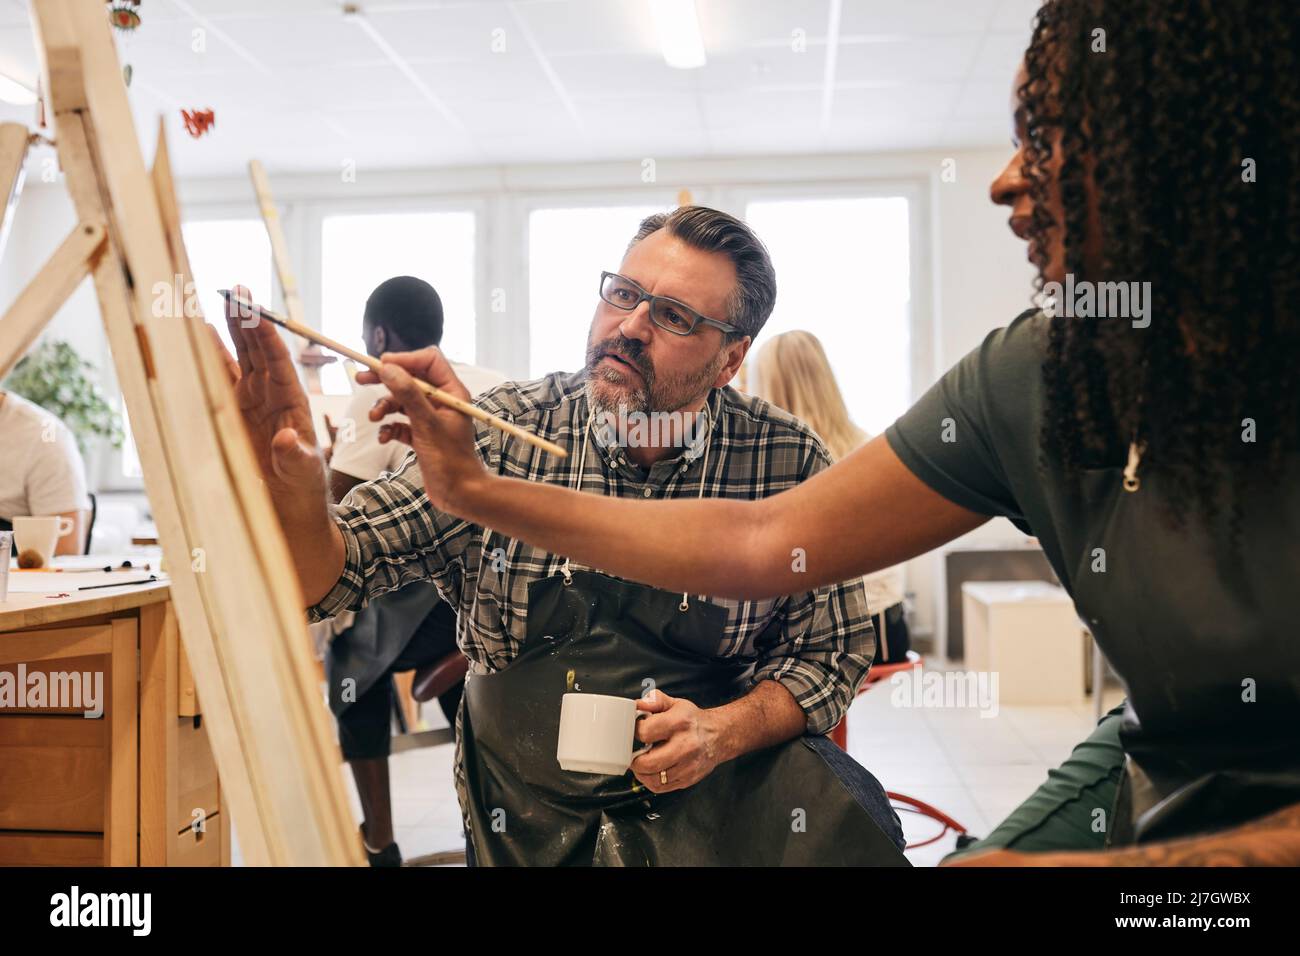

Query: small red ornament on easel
181;109;216;139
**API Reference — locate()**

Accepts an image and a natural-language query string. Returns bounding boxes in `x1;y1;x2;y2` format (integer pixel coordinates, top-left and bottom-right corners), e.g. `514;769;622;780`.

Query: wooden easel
248;158;339;395
0;0;362;866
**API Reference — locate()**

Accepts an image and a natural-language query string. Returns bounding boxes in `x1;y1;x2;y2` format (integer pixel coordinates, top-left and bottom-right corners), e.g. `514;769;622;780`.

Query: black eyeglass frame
598;271;741;337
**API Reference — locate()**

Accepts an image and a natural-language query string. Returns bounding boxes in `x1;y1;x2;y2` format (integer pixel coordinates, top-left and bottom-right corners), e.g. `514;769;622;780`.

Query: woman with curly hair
242;0;1300;864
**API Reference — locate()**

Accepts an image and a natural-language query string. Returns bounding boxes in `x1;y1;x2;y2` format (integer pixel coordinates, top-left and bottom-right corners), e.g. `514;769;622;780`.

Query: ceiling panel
698;0;831;51
547;51;697;97
511;0;658;56
970;32;1029;80
836;36;983;85
0;0;1036;176
951;79;1013;120
695;45;825;93
367;3;517;63
833;83;963;126
990;0;1045;34
839;0;1001;37
415;52;556;102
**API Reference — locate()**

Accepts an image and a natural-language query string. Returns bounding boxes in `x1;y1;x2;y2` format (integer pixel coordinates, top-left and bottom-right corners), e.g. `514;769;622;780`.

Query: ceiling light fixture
651;0;706;70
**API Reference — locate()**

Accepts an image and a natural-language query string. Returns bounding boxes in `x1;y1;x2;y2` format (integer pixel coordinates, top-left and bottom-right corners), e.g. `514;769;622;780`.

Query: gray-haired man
223;206;906;866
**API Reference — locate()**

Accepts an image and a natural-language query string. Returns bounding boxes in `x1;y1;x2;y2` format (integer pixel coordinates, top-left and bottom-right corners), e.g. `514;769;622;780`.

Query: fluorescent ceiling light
0;73;35;106
652;0;706;70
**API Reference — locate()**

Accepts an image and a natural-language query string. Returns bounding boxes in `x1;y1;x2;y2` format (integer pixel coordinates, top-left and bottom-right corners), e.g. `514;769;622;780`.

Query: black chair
84;491;97;554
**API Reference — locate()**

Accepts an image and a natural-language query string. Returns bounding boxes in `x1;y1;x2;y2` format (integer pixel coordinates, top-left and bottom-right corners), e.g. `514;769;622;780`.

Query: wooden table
0;578;230;866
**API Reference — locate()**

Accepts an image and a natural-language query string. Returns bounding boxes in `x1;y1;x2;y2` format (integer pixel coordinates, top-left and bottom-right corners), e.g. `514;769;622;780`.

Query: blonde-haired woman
750;330;909;665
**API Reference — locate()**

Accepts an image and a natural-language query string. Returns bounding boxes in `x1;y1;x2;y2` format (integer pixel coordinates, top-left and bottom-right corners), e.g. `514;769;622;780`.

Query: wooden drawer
175;716;220;831
0;714;106;831
173;814;223;866
0;831;103;867
0;652;108;716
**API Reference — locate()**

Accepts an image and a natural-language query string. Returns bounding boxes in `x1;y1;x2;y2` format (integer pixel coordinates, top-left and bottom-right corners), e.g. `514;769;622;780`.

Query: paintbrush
218;289;567;459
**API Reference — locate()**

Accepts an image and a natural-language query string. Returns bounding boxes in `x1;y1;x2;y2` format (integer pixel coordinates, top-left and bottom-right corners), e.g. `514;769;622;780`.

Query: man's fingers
378;422;413;446
207;324;240;387
635;689;674;713
224;284;258;376
630;736;688;775
368;395;403;421
378;362;440;422
379;347;470;402
635;710;679;746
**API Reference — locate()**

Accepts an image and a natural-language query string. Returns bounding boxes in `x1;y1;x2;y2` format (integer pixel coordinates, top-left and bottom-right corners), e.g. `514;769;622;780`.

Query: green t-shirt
886;308;1300;843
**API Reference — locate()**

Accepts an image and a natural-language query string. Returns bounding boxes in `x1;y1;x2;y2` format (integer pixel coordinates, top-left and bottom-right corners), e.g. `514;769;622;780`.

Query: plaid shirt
309;370;874;736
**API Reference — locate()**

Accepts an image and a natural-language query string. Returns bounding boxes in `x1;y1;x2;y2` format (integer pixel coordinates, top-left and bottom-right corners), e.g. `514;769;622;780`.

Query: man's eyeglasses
598;271;740;338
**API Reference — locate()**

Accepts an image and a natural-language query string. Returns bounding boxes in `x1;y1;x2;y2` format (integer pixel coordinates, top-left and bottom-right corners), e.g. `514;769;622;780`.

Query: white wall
0;145;1038;644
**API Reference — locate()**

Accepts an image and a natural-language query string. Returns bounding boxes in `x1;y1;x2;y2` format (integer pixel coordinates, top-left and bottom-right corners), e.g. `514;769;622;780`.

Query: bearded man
223;206;907;866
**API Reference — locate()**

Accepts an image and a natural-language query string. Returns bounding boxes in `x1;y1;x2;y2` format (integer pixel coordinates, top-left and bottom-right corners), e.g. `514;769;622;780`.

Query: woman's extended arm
373;352;989;601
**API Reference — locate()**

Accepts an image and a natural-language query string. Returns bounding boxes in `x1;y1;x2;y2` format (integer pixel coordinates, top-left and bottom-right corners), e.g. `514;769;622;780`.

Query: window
744;197;911;436
181;219;274;355
116;219;274;480
527;204;667;377
319;211;476;395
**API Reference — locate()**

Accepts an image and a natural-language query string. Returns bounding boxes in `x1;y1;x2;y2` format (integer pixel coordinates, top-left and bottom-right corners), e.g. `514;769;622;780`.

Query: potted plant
2;339;124;457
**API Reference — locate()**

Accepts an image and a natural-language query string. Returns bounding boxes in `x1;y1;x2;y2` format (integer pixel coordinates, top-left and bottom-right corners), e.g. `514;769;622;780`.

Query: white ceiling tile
452;94;580;136
414;53;556;101
511;0;658;56
839;0;1000;37
695;45;825;93
165;0;342;20
941;117;1012;149
833;83;962;125
365;3;516;62
0;0;1030;175
951;79;1013;120
970;32;1029;80
826;120;946;153
547;52;696;96
575;92;705;132
214;13;386;68
276;62;432;111
114;17;269;76
698;0;831;52
0;0;31;28
702;89;819;131
0;24;35;86
989;0;1044;34
836;36;982;85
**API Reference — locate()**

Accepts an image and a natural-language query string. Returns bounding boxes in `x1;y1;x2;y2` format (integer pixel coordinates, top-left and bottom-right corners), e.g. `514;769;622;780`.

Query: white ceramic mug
557;692;654;775
12;515;74;564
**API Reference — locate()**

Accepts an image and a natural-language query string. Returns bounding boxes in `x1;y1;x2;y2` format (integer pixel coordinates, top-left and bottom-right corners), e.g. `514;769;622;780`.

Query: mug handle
631;712;655;762
56;516;74;538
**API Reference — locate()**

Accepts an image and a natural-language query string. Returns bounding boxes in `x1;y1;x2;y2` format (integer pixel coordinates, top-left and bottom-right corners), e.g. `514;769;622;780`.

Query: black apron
460;568;908;866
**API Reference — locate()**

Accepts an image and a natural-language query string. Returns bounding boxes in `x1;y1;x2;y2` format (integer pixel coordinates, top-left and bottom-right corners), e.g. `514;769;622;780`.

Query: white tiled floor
842;659;1126;866
233;660;1126;867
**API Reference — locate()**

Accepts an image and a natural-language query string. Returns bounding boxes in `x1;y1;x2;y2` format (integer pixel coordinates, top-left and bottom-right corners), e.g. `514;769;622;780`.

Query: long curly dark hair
1022;0;1300;528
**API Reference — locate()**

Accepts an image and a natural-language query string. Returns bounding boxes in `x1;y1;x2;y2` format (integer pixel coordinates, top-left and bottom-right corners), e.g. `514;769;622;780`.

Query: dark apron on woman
460;567;908;866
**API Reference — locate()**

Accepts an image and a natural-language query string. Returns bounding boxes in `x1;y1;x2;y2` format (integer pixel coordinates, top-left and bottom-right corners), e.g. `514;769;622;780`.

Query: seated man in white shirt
0;389;91;555
324;276;505;866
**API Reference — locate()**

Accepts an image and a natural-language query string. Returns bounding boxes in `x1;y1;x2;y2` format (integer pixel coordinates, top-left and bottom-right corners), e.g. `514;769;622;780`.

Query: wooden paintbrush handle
221;291;567;459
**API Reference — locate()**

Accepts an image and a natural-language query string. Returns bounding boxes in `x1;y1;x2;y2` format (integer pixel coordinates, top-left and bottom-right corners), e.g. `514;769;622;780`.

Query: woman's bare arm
375;352;990;601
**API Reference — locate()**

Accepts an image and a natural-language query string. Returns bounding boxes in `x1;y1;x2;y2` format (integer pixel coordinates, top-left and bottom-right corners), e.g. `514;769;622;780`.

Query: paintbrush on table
218;289;567;459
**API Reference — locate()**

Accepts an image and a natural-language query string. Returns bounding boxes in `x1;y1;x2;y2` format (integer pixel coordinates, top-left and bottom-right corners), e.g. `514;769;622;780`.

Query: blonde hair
750;330;867;462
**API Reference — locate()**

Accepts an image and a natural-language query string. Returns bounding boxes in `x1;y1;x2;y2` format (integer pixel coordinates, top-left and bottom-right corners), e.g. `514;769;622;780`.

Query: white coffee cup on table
557;692;653;775
12;515;74;565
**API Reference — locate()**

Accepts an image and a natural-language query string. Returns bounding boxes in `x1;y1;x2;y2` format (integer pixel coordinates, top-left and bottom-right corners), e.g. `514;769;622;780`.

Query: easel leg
0;220;106;379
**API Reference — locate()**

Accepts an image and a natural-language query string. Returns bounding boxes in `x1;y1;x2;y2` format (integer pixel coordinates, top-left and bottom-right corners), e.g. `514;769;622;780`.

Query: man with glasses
222;206;906;866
